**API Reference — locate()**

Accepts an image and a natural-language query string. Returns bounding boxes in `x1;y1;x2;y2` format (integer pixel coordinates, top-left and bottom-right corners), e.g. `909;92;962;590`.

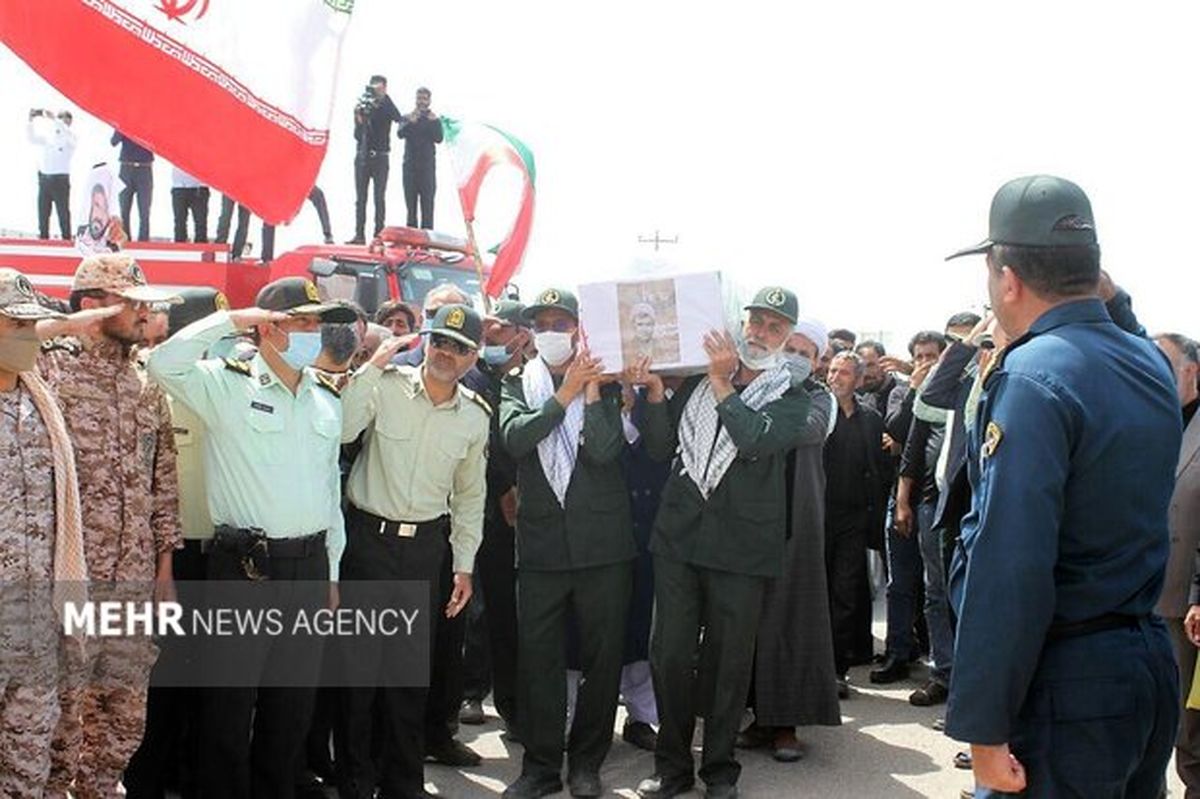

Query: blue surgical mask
482;344;511;367
280;331;322;370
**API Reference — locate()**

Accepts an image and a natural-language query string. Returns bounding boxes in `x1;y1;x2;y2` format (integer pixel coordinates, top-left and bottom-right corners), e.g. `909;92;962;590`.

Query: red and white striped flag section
0;0;355;224
442;117;536;298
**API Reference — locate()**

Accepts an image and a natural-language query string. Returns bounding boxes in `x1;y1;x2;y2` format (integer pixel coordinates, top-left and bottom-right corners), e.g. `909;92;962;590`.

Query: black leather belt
121;161;152;167
212;525;326;559
349;504;447;537
1046;612;1143;642
359;149;388;158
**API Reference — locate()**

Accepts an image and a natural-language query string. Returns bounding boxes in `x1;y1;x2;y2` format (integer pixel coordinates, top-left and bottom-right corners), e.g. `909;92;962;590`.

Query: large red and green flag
442;117;536;298
0;0;354;224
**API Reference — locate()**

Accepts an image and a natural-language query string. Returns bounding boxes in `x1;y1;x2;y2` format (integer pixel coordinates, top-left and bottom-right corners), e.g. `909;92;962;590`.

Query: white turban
793;317;829;357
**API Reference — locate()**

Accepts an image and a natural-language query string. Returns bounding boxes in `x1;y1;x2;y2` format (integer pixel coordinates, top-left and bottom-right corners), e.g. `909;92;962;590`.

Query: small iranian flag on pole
442;117;536;299
0;0;354;224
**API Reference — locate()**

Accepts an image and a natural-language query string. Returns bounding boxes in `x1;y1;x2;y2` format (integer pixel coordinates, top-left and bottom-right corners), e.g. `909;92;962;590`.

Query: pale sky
2;1;1198;349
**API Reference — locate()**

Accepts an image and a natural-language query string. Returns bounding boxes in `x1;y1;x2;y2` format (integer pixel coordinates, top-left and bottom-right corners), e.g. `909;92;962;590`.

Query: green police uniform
499;287;636;795
638;286;812;797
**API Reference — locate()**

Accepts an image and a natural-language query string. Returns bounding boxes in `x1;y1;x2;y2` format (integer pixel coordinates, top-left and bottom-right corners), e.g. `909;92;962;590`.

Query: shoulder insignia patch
980;344;1007;386
315;372;342;397
223;358;252;376
41;337;82;356
982;421;1003;459
459;385;493;416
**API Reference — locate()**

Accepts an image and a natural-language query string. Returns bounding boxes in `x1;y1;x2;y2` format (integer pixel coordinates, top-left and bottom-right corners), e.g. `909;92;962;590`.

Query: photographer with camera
397;86;443;230
348;74;404;244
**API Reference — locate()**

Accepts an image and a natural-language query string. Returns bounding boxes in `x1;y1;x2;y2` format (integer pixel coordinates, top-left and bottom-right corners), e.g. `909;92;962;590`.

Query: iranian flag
0;0;354;224
442;118;536;298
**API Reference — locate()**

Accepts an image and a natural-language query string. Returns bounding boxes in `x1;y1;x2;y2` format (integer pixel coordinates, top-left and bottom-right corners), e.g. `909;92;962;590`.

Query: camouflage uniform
0;385;61;798
41;337;182;799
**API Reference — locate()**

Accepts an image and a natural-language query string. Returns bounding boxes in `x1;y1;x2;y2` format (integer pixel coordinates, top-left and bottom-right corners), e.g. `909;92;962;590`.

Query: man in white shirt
170;167;210;243
26;108;76;240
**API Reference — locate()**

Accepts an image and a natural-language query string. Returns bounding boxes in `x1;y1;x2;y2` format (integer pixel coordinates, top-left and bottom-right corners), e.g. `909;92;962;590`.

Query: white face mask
783;352;813;384
738;338;784;371
535;331;574;366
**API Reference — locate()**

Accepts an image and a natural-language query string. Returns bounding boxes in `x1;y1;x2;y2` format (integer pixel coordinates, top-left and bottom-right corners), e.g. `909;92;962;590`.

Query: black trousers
171;187;210;243
402;164;435;230
339;505;447;799
517;561;632;781
124;540;208;799
261;186;333;263
216;195;252;259
37;172;70;239
826;509;871;676
199;539;328;799
353;153;389;239
466;517;518;724
118;162;154;241
650;556;764;789
423;523;466;748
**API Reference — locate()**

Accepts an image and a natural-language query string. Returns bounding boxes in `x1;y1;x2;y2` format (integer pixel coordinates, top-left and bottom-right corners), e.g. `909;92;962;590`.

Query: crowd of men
0;173;1196;799
24;76;442;254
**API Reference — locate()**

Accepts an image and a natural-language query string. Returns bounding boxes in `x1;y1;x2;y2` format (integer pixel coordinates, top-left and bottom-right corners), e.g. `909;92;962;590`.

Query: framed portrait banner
578;271;726;374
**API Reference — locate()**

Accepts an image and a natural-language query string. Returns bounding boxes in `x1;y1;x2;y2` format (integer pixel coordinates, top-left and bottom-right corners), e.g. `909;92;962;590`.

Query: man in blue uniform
944;174;1181;797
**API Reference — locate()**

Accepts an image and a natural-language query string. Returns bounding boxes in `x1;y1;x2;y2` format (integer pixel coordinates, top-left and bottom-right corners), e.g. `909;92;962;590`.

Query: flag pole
463;216;493;315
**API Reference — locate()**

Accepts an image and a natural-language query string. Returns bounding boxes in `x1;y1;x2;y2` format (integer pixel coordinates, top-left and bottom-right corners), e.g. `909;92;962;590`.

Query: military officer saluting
500;287;636;799
633;287;811;799
944;176;1181;797
146;276;356;799
338;303;489;799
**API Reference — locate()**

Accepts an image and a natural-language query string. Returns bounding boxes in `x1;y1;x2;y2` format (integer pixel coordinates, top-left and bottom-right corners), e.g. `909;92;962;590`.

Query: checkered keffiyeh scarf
678;367;791;499
523;356;585;506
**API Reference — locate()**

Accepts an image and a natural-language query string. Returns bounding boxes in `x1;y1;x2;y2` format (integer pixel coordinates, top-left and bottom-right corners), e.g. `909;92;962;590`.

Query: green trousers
650;555;766;788
516;560;633;780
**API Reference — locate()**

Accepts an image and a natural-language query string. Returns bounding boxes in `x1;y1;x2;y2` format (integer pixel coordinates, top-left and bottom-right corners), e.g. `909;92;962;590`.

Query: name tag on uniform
250;401;275;414
398;523;417;538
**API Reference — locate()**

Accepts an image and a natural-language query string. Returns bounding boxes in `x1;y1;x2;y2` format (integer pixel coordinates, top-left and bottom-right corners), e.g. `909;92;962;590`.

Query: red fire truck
0;226;494;314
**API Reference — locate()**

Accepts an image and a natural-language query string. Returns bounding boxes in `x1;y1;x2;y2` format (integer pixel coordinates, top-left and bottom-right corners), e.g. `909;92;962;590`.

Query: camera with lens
356;85;380;116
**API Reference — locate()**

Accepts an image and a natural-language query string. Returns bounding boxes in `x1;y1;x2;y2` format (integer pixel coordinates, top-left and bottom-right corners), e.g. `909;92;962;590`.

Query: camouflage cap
0;267;65;320
424;303;483;349
72;254;182;304
744;285;799;325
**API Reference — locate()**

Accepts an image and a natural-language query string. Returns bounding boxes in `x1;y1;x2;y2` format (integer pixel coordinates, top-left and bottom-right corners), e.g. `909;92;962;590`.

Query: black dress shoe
868;655;910;684
636;774;695;798
909;680;949;707
503;773;564;798
623;719;659;751
460;698;486;725
426;737;483;767
345;236;366;245
836;674;851;699
568;772;602;798
706;783;739;799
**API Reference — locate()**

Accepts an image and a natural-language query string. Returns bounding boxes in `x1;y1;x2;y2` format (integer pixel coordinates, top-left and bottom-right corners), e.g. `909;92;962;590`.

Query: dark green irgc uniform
642;376;811;791
499;376;636;784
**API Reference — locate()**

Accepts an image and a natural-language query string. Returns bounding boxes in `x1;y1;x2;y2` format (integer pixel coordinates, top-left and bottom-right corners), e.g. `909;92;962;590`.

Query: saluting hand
368;332;420;369
228;307;290;331
36;305;123;341
446;573;472;618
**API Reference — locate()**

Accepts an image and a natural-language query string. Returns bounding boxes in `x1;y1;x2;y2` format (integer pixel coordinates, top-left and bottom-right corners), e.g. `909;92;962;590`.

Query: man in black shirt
823;351;888;695
111;129;154;241
397;87;444;230
349;75;404;244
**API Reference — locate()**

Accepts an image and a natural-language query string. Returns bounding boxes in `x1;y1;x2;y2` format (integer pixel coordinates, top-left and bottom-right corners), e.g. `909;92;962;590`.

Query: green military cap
947;174;1097;260
522;287;578;321
425;303;483;349
744;286;799;325
491;299;529;327
0;267;64;320
168;287;230;337
256;277;358;323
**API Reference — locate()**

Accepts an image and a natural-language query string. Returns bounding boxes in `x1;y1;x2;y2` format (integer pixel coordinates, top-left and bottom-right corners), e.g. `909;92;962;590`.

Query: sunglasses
429;333;475;356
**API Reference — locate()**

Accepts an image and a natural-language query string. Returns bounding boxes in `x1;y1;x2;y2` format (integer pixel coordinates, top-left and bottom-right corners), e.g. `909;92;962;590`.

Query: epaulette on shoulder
461;385;493;416
315;372;342;397
41;337;81;356
223;358;252;376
